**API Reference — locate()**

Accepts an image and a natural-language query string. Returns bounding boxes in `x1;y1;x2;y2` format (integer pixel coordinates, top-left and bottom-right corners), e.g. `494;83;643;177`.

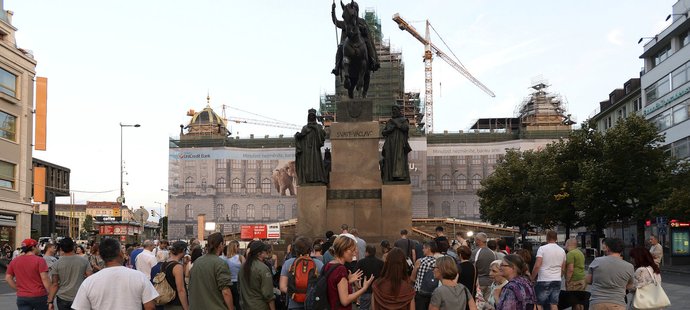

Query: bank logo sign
170;148;295;161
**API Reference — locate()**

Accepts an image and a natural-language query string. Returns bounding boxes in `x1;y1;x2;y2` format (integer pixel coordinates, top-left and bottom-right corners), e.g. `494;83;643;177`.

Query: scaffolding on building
516;80;574;131
319;10;423;133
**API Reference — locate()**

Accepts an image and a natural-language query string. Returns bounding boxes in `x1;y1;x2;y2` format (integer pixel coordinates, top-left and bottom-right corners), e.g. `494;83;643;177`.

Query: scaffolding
320;10;422;129
516;81;573;131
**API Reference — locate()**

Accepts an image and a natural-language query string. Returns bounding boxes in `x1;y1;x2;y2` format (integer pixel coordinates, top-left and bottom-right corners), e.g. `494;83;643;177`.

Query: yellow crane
393;13;495;133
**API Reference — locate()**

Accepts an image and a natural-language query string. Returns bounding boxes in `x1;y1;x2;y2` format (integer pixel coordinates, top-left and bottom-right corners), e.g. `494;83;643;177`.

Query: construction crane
219;104;302;131
392;13;496;133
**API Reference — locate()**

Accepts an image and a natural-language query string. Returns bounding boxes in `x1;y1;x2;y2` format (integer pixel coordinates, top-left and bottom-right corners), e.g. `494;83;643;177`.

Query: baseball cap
21;238;38;251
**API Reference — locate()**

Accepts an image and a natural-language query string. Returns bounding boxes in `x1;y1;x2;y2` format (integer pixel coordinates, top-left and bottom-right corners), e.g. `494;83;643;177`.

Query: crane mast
393;13;495;133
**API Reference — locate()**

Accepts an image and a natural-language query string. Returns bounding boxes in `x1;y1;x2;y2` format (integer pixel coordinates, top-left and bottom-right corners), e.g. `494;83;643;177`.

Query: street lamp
119;123;140;205
452;169;459;236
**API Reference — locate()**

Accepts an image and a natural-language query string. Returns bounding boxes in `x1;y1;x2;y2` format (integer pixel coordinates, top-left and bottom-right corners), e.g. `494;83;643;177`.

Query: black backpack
305;263;341;310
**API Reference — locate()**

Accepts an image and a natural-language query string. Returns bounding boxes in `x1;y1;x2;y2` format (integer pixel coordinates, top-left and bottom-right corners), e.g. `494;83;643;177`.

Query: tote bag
632;267;671;309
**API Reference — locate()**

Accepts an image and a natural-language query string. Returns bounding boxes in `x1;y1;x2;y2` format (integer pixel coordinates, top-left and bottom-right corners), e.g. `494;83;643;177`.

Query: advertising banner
240;225;254;239
253;225;267;239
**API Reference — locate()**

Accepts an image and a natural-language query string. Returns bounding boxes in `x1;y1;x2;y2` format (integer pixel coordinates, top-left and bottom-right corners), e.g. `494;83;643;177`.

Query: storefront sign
95;216;121;222
671;221;690;227
267;223;280;239
645;86;690;116
0;213;17;222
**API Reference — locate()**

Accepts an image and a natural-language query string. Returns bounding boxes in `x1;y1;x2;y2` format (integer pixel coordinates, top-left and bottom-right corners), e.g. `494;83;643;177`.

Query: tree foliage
82;214;94;236
478;114;685;241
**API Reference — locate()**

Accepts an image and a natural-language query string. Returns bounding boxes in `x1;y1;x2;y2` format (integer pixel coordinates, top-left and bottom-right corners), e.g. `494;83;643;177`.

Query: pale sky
6;0;676;218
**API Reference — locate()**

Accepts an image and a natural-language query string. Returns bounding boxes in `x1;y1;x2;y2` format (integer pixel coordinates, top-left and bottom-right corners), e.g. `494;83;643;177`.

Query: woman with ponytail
496;254;536;310
239;241;275;310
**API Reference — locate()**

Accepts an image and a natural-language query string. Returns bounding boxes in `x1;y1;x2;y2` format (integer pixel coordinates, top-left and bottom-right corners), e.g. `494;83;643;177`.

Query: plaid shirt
414;256;437;291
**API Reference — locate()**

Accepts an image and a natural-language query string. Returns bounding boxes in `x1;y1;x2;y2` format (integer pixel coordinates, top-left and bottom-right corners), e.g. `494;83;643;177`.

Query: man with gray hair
135;240;157;280
649;235;663;266
470;232;496;298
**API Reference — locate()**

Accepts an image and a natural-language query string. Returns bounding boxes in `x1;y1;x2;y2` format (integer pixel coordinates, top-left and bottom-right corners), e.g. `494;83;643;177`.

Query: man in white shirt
135;240;157;280
649;235;663;266
72;238;158;310
153;240;169;263
531;230;566;310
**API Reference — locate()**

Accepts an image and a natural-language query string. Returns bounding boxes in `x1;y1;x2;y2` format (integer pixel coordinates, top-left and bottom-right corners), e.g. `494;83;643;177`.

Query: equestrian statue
331;0;380;99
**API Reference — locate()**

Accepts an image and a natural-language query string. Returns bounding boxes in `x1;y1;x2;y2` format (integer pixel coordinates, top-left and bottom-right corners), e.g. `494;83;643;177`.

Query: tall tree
81;214;94;237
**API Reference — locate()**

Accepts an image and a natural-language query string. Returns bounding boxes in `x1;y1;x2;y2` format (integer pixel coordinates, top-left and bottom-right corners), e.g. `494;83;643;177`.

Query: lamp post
119;123;140;205
452;169;459;236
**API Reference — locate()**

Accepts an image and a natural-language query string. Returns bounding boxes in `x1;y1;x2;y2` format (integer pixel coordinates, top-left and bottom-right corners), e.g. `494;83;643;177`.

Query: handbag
632;267;671;309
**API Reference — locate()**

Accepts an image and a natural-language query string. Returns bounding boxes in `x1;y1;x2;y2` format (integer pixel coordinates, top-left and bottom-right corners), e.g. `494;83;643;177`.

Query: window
654;110;673;131
0;110;16;141
634;97;643;112
215;204;225;220
262;204;270;220
185;225;194;236
442;201;450;217
473;202;481;218
231;160;241;169
617;109;623;120
216;177;226;192
471;174;482;189
671;137;690;159
0;160;15;189
231;178;241;192
673;103;688;124
457;156;466;165
173;179;179;189
458;201;467;215
411;175;420;187
682;30;690;47
247;204;255;220
673;66;687;89
247;160;257;169
216;160;226;169
184;177;194;193
291;204;297;218
231;204;239;219
427;175;436;187
441;156;451;165
277;204;285;219
261;178;272;193
657;75;671;98
0;67;16;97
654;44;671;67
428;202;436;217
441;174;451;190
605;116;612;130
200;178;207;191
456;174;467;190
246;178;256;193
185;204;193;220
427;157;434;166
261;160;272;169
471;156;481;165
645;83;658;104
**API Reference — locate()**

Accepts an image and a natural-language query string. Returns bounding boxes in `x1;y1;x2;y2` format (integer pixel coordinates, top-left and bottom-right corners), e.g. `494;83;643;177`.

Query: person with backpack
320;234;374;310
371;248;415;309
155;241;188;310
429;256;477;310
280;237;323;309
411;240;443;310
239;241;275;310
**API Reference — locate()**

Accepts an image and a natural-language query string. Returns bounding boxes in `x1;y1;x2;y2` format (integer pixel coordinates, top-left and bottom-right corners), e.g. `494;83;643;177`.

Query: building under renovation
320;10;422;130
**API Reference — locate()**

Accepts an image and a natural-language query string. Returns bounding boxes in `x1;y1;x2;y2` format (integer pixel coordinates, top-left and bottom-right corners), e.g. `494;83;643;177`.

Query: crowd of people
3;227;668;310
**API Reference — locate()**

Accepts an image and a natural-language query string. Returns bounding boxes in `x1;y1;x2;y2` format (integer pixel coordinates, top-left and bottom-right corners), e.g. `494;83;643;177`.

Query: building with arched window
168;79;570;239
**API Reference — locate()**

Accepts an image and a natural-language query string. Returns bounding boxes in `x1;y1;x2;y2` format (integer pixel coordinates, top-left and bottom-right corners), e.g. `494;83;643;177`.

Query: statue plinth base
296;185;327;237
336;99;373;122
296;118;412;243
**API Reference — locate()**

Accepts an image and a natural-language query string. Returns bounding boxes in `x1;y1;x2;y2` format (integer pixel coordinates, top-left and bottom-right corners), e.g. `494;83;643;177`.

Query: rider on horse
331;0;380;76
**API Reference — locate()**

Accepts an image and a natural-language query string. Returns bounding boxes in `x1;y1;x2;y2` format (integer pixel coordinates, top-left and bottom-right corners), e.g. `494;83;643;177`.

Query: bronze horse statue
335;1;370;99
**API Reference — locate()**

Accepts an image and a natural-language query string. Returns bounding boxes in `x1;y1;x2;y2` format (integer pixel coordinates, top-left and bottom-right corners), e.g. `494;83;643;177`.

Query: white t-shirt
135;249;157;280
536;243;566;282
72;266;158;310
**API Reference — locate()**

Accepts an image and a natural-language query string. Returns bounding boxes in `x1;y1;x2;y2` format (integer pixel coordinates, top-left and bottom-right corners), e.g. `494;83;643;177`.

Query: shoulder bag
632;266;671;309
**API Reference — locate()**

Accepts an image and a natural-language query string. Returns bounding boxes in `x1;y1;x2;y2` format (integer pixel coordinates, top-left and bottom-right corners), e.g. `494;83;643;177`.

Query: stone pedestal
296;185;327;237
296;99;412;243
